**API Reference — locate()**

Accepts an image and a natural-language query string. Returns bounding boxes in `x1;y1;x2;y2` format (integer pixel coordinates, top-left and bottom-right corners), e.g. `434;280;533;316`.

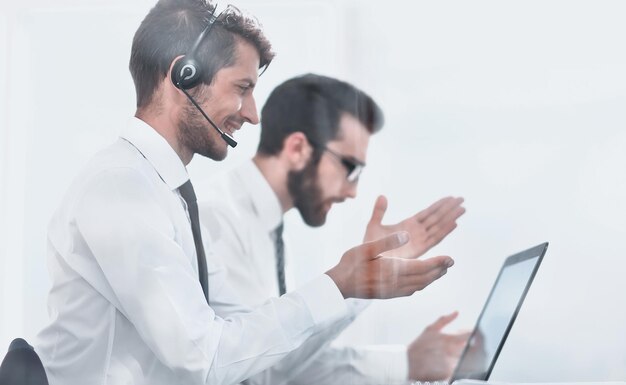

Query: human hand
364;195;465;259
407;311;471;381
457;328;487;375
326;232;454;299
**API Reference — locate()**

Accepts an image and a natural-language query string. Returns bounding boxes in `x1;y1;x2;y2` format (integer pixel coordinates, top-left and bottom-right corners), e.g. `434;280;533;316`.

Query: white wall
1;0;625;381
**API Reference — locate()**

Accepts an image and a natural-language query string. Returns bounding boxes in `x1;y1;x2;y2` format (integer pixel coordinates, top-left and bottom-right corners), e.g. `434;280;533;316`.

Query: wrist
407;344;421;381
325;266;349;299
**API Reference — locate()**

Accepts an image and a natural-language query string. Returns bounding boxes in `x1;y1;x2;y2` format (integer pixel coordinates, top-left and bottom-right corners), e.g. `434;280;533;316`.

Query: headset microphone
171;12;238;148
178;83;238;148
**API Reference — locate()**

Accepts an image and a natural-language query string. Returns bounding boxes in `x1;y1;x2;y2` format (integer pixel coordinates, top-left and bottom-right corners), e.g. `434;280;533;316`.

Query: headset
170;10;238;148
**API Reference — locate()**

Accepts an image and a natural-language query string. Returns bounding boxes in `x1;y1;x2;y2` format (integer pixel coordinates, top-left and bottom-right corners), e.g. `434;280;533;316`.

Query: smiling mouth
223;119;243;135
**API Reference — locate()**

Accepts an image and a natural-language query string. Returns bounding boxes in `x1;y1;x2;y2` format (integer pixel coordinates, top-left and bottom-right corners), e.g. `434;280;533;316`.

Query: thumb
429;311;459;331
368;195;388;226
359;231;409;260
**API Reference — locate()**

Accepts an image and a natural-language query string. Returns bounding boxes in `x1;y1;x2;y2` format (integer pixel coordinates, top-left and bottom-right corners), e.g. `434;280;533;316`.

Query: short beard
287;158;327;227
178;98;227;161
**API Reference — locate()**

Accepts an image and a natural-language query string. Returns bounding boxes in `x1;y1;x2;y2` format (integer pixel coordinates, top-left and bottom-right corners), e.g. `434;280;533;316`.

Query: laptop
448;242;549;384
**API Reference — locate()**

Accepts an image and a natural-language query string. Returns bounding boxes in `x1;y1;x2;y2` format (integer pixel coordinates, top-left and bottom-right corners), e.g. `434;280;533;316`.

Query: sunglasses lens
347;164;363;183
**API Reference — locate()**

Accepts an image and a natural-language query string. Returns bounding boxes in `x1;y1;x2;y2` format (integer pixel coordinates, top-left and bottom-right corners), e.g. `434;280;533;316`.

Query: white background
1;0;625;382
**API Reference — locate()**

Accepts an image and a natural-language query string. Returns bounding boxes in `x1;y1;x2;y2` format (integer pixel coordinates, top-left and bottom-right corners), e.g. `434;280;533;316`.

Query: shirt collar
120;117;189;190
235;160;283;233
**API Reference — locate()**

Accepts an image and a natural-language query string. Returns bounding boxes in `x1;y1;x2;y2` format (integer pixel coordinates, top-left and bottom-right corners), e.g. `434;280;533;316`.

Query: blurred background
1;0;625;381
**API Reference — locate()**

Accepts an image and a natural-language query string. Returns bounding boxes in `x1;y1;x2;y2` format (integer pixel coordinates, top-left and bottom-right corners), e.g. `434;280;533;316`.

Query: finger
421;202;465;250
420;265;450;288
398;269;447;295
429;311;459;331
421;197;465;230
367;195;388;226
415;196;459;223
424;207;465;249
446;332;472;353
401;255;454;276
423;219;460;250
398;259;452;293
454;331;472;343
360;231;409;260
430;204;466;234
445;337;469;357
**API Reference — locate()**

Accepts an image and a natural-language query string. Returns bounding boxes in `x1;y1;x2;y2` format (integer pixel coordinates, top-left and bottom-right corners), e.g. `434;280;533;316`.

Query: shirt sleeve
281;344;409;385
243;299;408;385
199;195;409;385
73;168;348;385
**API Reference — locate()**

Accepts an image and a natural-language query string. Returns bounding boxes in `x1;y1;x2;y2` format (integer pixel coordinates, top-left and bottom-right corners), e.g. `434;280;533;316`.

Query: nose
241;94;259;125
343;180;358;199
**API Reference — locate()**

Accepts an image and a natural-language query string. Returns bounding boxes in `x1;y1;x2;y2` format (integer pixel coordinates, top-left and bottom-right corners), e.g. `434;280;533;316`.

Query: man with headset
35;1;455;384
199;74;468;384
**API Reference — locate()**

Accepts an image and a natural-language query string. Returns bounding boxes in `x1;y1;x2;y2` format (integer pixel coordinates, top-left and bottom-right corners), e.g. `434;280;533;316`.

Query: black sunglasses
323;147;365;183
304;140;364;184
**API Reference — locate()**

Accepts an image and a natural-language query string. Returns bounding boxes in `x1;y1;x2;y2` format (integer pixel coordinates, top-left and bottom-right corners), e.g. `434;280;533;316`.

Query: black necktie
273;223;286;296
179;180;209;304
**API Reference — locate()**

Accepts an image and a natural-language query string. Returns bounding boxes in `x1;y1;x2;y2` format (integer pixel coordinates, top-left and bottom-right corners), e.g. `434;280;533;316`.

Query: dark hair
258;74;384;157
130;0;274;108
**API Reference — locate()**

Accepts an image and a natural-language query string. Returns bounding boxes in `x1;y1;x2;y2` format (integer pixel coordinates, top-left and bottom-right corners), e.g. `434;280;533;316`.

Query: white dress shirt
198;160;409;385
35;118;348;385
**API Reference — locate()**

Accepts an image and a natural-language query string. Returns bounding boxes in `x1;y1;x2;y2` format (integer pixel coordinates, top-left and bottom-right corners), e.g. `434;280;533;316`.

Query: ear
166;55;189;104
281;132;313;171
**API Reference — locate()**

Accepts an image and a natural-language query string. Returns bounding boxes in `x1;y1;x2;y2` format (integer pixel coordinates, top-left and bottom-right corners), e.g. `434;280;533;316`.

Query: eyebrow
326;145;366;166
346;155;366;166
237;78;257;88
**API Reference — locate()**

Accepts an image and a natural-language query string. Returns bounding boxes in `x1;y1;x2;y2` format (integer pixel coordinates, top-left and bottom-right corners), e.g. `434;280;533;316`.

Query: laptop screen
451;243;547;382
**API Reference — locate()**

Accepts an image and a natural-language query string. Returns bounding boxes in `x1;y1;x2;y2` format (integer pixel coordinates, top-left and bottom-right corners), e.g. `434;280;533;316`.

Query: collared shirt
35;118;348;385
198;160;409;385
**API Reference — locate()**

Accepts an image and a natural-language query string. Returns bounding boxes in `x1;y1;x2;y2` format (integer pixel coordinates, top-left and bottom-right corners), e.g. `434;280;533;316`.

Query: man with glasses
199;74;468;384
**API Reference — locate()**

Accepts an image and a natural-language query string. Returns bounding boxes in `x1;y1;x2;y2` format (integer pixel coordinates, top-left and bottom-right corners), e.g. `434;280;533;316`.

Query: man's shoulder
88;138;148;172
69;139;161;197
50;139;170;233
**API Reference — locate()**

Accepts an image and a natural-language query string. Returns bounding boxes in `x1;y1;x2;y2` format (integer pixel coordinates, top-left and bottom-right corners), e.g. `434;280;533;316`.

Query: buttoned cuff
345;298;372;319
296;274;348;327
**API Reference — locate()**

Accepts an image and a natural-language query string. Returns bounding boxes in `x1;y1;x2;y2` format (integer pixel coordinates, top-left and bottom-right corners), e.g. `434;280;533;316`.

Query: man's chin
302;216;326;227
210;148;228;161
197;143;229;161
300;207;329;227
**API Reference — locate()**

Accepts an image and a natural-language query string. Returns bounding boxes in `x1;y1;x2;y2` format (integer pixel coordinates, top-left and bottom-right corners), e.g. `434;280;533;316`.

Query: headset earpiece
171;12;218;90
171;56;202;90
168;10;237;148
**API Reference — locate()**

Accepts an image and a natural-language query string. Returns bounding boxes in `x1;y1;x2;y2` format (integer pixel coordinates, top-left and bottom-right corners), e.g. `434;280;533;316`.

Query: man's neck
252;154;292;214
135;111;193;165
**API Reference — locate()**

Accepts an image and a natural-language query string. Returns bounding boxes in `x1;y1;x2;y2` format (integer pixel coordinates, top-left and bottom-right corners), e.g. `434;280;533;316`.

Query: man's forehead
232;38;261;77
210;38;259;82
326;113;370;160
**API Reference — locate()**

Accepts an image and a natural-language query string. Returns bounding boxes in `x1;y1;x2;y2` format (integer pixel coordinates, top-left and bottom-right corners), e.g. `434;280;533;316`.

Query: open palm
363;195;465;258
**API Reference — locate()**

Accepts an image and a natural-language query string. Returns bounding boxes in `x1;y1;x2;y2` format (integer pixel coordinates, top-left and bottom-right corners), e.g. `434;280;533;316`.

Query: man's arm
76;169;451;385
245;323;409;385
200;199;374;385
75;169;349;385
249;312;469;385
202;199;459;385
